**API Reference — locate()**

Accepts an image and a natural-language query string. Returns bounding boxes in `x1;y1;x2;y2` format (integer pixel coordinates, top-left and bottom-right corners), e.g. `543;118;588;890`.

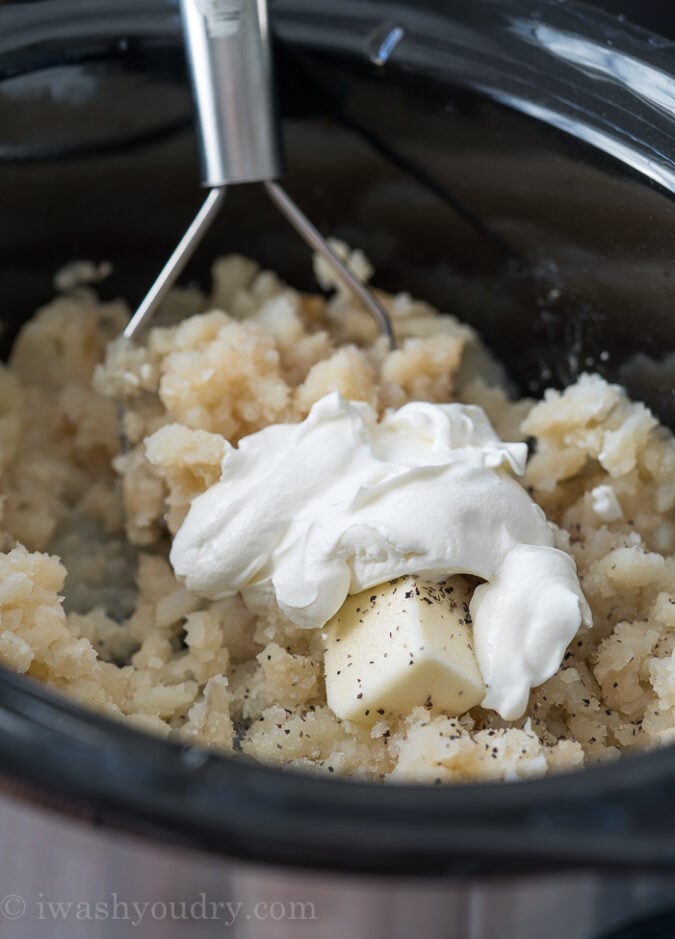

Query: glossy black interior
0;0;674;875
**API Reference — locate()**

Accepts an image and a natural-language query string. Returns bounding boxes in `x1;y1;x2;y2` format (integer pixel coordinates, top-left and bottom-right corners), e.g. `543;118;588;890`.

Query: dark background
1;0;673;39
584;0;674;37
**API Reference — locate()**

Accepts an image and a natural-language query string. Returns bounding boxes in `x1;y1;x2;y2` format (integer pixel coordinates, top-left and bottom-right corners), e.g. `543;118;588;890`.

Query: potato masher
123;0;395;345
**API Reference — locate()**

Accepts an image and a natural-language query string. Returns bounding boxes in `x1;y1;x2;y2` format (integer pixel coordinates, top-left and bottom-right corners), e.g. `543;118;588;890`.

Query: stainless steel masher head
123;0;395;345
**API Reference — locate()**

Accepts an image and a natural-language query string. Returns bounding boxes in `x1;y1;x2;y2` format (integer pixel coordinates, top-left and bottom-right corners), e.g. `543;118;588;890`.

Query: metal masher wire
124;0;395;347
124;188;226;340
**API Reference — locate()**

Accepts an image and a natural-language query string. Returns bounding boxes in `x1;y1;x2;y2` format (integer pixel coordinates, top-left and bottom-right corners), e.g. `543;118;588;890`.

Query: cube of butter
324;575;485;725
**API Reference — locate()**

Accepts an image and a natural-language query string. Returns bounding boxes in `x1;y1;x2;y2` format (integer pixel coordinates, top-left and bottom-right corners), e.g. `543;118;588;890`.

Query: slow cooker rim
3;0;674;193
2;663;675;876
1;0;675;875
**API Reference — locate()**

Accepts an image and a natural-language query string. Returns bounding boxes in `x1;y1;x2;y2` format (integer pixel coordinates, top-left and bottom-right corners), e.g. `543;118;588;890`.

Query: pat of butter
324;575;485;725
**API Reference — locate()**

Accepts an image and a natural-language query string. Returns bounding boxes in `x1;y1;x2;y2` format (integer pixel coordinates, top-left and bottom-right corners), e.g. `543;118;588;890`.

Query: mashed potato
0;254;673;782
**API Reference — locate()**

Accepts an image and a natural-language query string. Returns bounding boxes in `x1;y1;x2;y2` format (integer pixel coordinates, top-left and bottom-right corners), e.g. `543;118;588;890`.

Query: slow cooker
1;1;674;936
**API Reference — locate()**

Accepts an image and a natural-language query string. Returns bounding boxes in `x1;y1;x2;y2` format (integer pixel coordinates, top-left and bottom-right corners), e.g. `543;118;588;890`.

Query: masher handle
180;0;282;187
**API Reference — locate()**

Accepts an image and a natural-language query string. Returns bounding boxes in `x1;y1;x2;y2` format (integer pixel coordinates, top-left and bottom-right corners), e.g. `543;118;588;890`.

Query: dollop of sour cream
170;392;591;720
